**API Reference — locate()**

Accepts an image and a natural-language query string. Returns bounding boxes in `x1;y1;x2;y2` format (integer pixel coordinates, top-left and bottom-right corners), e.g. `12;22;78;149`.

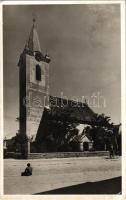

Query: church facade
18;20;96;154
18;19;50;141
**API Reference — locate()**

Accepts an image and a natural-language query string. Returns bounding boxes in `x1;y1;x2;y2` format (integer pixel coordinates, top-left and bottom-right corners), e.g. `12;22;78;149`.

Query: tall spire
25;18;41;53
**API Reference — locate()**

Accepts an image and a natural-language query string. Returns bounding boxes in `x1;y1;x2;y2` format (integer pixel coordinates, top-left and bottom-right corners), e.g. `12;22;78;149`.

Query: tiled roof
48;96;96;124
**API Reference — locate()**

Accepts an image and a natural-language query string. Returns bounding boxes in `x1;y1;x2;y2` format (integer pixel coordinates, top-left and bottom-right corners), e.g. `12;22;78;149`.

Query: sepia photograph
2;1;124;196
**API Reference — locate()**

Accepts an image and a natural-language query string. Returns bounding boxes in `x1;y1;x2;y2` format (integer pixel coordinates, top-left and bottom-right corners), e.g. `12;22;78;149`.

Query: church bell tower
18;19;51;141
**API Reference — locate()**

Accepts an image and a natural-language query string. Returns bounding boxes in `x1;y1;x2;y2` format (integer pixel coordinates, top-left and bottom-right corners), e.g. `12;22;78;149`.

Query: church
17;19;106;155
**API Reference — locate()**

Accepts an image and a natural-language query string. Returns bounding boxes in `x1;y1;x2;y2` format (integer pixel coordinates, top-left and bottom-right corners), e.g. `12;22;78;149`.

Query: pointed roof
25;18;41;53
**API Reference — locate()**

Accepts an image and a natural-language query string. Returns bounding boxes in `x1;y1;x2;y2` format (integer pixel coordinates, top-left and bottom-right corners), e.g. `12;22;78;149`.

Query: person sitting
21;163;32;176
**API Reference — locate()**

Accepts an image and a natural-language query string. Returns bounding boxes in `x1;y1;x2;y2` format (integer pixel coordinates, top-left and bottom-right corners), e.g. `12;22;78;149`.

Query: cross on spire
32;13;37;26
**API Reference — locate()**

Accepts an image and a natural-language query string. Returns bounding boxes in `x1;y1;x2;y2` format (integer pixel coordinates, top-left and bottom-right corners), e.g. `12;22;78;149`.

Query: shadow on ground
34;176;121;195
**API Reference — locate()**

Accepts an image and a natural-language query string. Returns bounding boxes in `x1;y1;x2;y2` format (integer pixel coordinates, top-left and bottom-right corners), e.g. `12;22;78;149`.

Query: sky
3;4;121;138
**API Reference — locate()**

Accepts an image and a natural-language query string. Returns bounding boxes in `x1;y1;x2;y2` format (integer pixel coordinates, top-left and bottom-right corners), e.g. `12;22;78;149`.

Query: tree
14;131;28;156
93;113;111;127
15;131;28;144
38;119;79;152
90;113;121;153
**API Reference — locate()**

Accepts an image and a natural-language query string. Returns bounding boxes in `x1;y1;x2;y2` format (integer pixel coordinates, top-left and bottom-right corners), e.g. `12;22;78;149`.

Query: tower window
36;64;41;81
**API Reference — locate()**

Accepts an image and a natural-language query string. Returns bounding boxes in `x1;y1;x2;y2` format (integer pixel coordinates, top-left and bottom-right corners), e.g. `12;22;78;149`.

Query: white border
0;1;125;200
0;1;3;198
121;0;126;198
0;0;123;5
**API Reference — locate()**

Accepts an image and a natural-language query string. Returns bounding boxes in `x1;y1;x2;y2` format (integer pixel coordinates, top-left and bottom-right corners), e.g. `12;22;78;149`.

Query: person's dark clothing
21;166;32;176
109;147;114;159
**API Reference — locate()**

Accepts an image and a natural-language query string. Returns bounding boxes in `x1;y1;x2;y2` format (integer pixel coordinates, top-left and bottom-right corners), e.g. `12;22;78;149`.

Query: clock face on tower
35;51;42;62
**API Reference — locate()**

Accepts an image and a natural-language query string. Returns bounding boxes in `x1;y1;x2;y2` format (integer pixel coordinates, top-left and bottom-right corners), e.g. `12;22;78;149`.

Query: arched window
36;64;41;81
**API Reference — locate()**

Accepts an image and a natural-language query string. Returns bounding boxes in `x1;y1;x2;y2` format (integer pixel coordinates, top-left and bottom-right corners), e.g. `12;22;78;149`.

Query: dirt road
4;156;121;194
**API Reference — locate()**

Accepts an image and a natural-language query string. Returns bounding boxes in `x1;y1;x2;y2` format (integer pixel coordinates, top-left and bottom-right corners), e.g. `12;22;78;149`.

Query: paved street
4;156;121;194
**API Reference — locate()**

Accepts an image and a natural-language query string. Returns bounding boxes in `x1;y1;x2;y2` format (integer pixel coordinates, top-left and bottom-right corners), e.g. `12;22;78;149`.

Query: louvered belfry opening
36;64;41;81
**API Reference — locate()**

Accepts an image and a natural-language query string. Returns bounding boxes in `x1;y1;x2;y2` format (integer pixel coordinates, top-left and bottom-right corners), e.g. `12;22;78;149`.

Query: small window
36;64;41;81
